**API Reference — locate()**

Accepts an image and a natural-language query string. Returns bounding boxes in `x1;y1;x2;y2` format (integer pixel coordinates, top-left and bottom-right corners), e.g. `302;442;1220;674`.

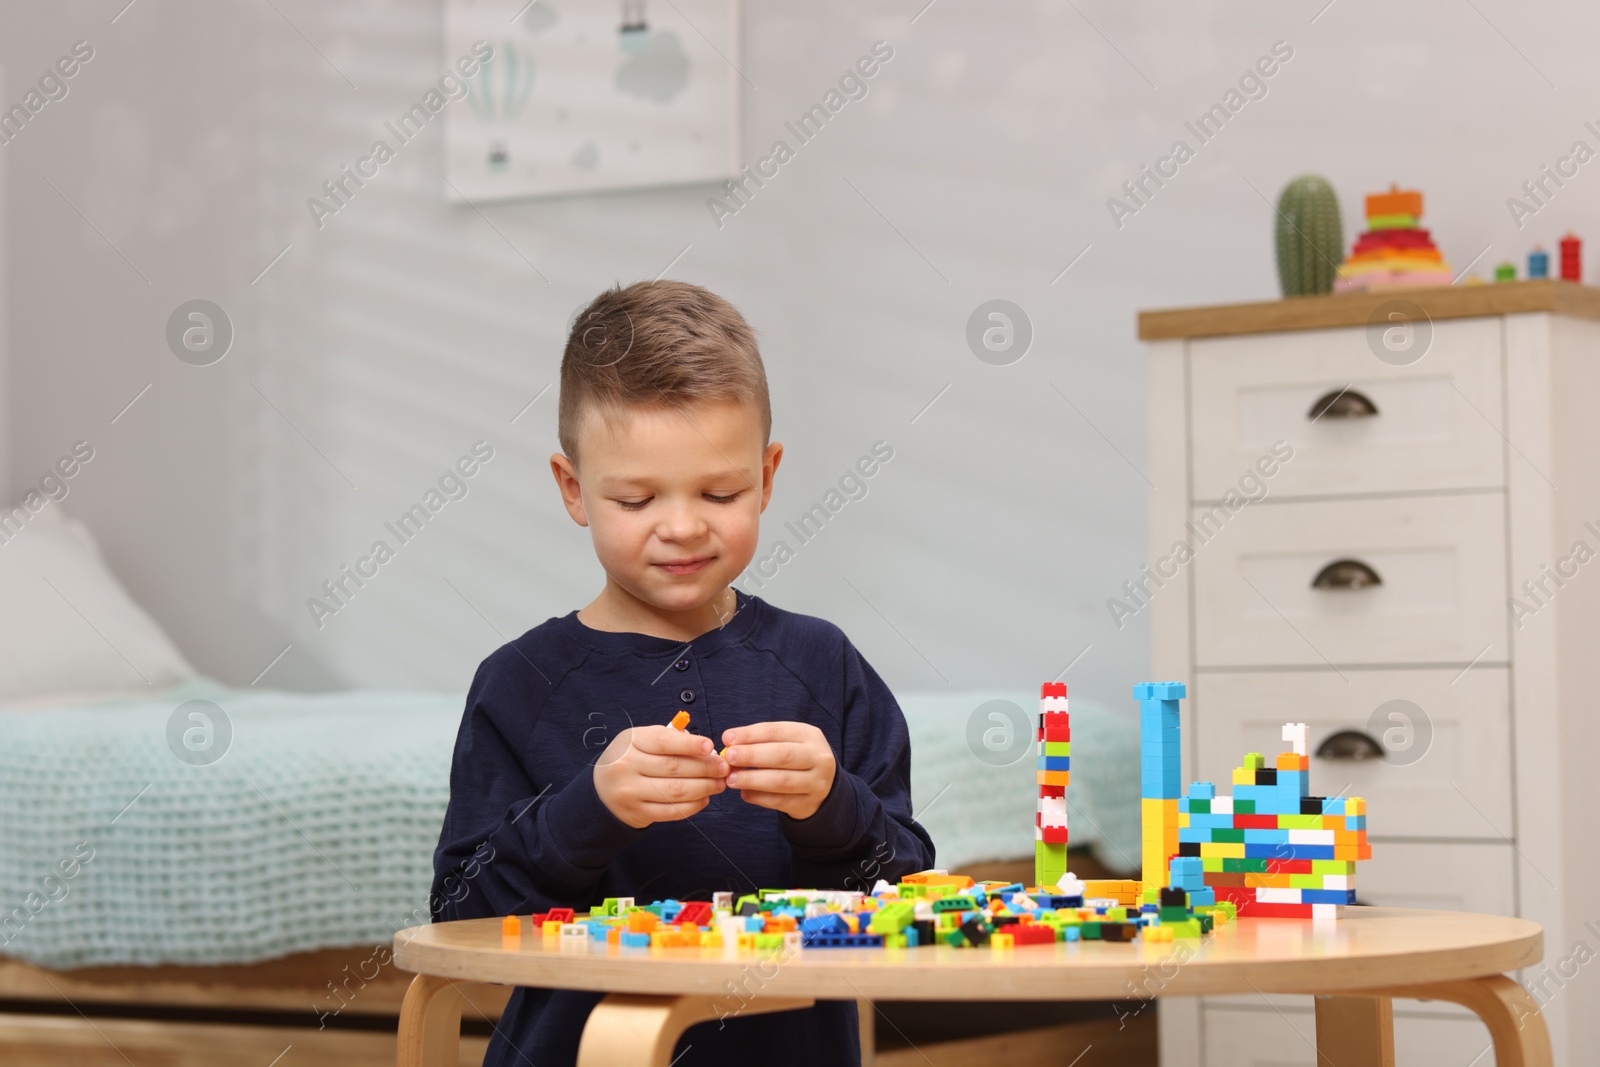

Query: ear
758;441;783;513
550;453;589;527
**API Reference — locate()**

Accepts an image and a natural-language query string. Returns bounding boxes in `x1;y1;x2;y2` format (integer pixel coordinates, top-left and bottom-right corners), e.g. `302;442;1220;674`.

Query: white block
1287;829;1335;845
1039;795;1068;817
1283;722;1309;757
1255;887;1306;904
1211;797;1233;815
1040;696;1070;713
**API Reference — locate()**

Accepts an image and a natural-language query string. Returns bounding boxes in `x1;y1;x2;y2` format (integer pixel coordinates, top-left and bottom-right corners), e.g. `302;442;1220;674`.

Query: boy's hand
720;722;837;821
593;726;729;829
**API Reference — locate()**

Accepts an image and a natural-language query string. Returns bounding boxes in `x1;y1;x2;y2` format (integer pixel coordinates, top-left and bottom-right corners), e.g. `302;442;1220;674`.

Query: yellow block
1233;767;1255;785
1199;841;1246;859
1348;797;1366;816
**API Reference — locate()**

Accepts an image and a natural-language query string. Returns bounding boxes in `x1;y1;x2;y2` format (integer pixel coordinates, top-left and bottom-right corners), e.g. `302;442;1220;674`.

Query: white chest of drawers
1140;281;1600;1066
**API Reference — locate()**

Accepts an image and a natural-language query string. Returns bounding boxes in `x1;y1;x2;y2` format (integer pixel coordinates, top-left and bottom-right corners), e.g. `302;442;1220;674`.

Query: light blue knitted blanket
0;683;1138;967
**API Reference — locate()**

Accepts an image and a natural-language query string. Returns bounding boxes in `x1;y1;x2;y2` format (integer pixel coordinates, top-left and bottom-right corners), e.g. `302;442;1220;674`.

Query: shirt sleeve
430;648;643;923
777;634;937;888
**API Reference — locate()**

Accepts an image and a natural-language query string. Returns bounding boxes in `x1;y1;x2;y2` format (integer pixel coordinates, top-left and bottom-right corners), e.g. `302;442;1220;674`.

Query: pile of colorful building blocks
1334;184;1454;291
499;868;1236;953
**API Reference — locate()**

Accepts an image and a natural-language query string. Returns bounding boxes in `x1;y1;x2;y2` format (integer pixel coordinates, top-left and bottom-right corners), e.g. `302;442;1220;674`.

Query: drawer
1193;670;1512;840
1192;493;1507;667
1200;1004;1496;1066
1189;317;1506;500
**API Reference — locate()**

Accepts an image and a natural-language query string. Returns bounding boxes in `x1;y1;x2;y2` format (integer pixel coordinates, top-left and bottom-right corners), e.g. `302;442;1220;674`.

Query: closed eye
615;498;652;511
705;492;743;504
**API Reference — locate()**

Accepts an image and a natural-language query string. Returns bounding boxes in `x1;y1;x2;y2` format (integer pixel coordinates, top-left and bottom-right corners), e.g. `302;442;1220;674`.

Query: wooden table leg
1365;975;1554;1067
857;997;875;1067
397;973;464;1067
1314;995;1395;1067
575;993;814;1067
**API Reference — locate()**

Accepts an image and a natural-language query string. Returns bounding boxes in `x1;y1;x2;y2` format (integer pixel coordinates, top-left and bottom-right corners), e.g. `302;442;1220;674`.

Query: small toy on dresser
1334;184;1454;291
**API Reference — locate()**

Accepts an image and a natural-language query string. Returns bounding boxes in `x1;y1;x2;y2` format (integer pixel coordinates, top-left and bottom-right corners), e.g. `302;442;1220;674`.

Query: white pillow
0;505;196;700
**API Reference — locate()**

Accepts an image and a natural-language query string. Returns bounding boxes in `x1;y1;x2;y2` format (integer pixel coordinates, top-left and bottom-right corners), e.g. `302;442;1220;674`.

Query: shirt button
680;689;695;703
674;658;690;671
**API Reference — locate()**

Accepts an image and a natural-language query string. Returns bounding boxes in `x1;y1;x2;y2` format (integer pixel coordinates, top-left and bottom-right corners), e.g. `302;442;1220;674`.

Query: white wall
5;0;1600;717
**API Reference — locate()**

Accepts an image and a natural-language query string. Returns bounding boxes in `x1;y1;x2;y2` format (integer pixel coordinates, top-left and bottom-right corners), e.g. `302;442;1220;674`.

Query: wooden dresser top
1138;279;1600;340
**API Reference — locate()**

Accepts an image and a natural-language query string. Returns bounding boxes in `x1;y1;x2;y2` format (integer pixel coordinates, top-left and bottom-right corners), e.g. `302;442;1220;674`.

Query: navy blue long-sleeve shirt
430;589;937;1067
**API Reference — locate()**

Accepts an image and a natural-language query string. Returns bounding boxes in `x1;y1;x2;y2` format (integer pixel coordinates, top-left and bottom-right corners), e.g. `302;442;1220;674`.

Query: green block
1198;914;1214;934
932;896;977;913
1212;828;1244;843
1280;814;1323;830
1189;799;1211;814
1202;857;1225;872
1159;906;1189;922
1223;858;1270;873
1235;799;1255;814
869;902;915;933
1080;922;1103;940
1168;919;1203;939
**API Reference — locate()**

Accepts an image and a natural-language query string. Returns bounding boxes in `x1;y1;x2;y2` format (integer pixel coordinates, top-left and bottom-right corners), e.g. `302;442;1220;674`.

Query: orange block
627;911;658;934
1036;770;1071;786
902;872;975;888
1366;185;1423;218
670;710;691;731
1276;752;1308;771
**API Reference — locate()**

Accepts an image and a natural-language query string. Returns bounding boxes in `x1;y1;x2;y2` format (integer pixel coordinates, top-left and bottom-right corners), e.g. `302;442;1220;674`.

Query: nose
656;496;708;543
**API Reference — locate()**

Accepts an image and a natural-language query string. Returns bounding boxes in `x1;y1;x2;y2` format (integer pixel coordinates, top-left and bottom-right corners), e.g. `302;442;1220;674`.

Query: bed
0;508;1143;1065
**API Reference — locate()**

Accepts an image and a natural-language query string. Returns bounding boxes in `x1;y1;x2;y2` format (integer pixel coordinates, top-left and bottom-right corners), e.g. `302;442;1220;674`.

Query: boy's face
551;397;782;620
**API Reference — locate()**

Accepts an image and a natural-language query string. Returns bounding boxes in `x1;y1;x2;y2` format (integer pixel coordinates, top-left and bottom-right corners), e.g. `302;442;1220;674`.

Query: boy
430;280;936;1066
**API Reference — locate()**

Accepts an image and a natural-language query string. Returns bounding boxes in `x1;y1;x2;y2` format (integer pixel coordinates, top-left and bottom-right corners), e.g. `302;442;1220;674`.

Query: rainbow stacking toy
1334;184;1454;291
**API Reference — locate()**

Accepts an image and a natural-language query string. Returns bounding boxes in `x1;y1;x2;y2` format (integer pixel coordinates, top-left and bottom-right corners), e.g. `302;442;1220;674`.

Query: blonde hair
558;280;771;463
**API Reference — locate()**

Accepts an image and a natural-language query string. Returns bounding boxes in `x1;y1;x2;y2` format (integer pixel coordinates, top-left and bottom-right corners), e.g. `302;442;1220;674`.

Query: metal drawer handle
1307;388;1379;420
1315;729;1385;761
1311;559;1382;590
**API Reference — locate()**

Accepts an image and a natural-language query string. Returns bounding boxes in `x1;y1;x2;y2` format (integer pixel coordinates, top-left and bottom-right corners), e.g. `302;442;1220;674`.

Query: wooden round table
393;907;1549;1067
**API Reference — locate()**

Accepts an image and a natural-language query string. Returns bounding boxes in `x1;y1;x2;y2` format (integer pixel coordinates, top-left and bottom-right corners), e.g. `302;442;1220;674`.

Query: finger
632;725;718;758
725;768;808;794
636;774;726;806
722;741;811;770
721;721;808;747
636;796;712;822
730;789;797;815
633;750;729;779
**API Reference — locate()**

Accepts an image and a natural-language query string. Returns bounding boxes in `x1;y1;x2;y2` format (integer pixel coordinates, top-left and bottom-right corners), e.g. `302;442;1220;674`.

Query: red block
1234;815;1281;829
545;908;575;923
1039;784;1065;798
674;902;711;926
1041;683;1067;699
1012;923;1057;945
1038;824;1069;844
529;912;549;926
1242;902;1319;919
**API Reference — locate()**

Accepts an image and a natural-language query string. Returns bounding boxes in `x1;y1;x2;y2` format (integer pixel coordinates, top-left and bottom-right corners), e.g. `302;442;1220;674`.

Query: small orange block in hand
670;710;691;731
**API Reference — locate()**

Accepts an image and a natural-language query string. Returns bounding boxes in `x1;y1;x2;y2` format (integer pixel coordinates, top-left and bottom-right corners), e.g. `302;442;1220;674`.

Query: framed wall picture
443;0;741;202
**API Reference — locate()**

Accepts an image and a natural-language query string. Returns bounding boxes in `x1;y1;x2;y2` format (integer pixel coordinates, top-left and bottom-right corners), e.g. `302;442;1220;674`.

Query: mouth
654;556;713;575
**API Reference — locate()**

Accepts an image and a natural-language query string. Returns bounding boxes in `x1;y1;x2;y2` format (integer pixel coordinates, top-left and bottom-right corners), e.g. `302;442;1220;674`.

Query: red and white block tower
1034;682;1071;889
